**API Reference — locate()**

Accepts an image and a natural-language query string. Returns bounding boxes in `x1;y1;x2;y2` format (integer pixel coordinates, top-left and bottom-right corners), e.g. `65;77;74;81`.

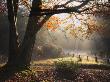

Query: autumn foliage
45;16;61;31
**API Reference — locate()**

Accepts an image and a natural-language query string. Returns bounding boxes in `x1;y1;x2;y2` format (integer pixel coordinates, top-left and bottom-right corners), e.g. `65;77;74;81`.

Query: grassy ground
31;56;104;65
1;56;110;82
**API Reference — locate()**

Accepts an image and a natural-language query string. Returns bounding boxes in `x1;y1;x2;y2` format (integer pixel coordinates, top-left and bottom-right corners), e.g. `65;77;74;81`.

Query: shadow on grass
0;64;30;82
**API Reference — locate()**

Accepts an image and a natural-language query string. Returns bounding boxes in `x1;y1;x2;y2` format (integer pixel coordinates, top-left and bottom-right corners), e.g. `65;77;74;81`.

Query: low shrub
54;60;80;80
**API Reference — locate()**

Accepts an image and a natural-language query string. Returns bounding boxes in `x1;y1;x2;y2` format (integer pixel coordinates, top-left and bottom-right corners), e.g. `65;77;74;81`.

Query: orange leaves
45;16;61;31
47;22;52;29
44;14;105;39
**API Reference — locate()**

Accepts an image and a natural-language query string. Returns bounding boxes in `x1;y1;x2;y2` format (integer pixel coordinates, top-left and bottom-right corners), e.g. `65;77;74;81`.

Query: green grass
31;56;104;66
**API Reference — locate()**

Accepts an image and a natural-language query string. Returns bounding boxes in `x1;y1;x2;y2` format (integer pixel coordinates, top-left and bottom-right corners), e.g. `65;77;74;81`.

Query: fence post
95;56;98;63
78;55;82;62
87;56;89;61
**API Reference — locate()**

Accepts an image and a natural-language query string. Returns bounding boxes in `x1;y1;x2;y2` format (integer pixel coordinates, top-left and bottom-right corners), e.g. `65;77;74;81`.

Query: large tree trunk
17;0;42;67
6;0;19;66
0;0;19;81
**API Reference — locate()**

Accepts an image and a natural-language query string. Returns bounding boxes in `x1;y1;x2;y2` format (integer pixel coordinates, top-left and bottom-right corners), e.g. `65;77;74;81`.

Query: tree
17;0;42;67
6;0;19;66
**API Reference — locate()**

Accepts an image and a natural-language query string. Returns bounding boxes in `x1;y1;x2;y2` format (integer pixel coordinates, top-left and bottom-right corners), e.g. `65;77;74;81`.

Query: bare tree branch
30;0;90;16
